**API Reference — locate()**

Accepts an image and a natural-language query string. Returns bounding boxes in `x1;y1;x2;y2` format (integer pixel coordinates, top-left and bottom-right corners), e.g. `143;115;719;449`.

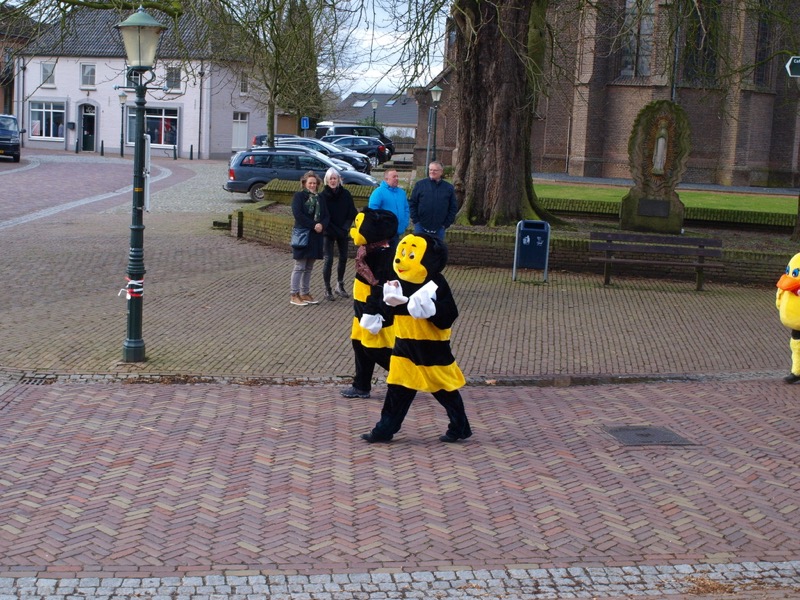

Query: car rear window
271;155;295;169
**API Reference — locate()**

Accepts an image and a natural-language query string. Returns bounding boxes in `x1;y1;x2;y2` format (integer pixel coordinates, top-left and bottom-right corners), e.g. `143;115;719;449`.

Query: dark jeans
323;235;349;289
370;384;472;441
413;223;446;240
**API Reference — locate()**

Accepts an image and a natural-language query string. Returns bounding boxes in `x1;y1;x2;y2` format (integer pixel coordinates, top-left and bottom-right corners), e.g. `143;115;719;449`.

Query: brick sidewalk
0;153;797;599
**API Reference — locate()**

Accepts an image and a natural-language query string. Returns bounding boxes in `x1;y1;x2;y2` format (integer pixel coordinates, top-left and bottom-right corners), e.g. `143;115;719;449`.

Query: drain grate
19;377;55;385
603;425;695;446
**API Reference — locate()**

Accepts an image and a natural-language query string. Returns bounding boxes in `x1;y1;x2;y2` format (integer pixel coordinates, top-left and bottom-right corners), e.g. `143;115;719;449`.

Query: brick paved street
0;151;798;599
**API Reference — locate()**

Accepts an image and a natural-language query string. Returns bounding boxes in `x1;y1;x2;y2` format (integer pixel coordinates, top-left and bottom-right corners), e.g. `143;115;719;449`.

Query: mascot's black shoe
784;373;800;384
361;433;392;444
341;386;370;399
440;431;473;443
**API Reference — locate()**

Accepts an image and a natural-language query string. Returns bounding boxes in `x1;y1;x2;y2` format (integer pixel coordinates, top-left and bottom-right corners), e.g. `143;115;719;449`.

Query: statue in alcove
619;100;691;234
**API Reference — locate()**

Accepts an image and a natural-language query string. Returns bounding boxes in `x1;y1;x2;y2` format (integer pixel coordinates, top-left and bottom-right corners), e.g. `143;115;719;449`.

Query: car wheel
369;155;379;168
12;154;20;163
249;183;265;201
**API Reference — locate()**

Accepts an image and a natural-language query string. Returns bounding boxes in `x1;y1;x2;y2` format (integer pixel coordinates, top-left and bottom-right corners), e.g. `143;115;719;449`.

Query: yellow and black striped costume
365;234;472;443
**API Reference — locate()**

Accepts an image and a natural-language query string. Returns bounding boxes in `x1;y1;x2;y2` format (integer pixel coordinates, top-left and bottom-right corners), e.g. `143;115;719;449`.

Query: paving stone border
1;562;799;599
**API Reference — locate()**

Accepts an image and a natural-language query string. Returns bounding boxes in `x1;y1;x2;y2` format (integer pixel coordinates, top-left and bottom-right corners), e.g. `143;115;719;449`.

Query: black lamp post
116;7;165;363
430;86;442;162
371;98;378;126
118;90;127;157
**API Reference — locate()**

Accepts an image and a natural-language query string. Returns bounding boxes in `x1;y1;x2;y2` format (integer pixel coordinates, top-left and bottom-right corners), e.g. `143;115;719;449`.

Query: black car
315;124;394;157
251;133;301;147
321;135;390;167
275;137;371;173
224;148;378;201
0;114;24;163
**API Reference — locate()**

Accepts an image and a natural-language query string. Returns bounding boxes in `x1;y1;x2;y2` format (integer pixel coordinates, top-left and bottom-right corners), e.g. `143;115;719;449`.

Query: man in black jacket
409;161;457;241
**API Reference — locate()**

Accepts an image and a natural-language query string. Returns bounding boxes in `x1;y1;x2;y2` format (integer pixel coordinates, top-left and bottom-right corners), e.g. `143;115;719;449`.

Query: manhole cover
603;425;694;446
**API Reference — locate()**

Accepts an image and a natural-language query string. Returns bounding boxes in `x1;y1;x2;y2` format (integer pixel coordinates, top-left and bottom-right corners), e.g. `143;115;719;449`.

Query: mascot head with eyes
776;252;800;383
350;208;397;247
393;233;448;285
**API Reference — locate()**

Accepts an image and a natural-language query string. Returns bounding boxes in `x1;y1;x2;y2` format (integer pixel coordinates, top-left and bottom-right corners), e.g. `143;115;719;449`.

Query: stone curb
1;561;799;599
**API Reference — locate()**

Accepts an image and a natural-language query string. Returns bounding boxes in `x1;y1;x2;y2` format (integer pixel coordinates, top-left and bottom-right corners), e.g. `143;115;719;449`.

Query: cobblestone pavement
0;151;798;599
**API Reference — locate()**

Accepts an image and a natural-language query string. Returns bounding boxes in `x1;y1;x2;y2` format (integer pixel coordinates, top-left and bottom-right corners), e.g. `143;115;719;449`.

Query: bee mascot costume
340;208;399;399
776;252;800;383
361;233;473;443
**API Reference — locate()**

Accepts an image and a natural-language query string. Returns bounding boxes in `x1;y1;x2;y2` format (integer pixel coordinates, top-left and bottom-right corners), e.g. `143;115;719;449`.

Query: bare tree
4;0;799;226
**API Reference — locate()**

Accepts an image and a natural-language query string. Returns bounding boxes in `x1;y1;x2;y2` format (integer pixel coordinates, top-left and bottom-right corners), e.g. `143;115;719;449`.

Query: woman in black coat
319;167;358;301
289;171;329;306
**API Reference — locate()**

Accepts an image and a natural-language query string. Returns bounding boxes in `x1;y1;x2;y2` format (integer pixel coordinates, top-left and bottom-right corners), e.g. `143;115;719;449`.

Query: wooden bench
588;231;723;291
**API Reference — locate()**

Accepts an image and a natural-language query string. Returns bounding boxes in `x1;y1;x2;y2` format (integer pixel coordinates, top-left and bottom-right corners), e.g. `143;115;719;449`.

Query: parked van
315;122;394;157
0;114;23;163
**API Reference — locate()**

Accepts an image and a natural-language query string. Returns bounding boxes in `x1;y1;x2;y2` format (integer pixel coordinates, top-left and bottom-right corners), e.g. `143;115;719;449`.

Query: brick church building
417;1;800;187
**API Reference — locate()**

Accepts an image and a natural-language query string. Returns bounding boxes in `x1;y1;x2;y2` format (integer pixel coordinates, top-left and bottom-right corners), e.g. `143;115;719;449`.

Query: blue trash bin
512;220;550;282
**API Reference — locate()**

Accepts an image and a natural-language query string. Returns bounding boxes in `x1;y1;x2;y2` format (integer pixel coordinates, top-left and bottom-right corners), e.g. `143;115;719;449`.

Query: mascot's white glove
383;280;408;306
359;313;385;335
407;281;438;319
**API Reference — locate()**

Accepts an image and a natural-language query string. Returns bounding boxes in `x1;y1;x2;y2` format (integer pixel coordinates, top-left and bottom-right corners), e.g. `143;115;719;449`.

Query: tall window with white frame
41;62;55;86
80;63;96;87
619;0;654;78
165;66;181;91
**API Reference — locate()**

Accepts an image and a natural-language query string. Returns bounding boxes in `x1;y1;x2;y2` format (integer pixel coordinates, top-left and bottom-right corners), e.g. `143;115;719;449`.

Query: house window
165;67;181;91
81;63;96;87
128;107;179;146
682;0;720;85
41;62;55;86
29;101;65;138
126;70;142;87
753;0;772;87
240;75;249;94
619;0;654;77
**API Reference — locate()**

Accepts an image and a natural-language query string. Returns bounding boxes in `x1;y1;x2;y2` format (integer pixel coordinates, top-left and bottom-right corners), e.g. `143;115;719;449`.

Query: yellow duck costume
361;233;472;443
340;208;399;399
776;252;800;383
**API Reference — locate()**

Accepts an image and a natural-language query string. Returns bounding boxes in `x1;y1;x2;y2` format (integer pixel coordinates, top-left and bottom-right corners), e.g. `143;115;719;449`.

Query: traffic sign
300;116;310;130
785;56;800;78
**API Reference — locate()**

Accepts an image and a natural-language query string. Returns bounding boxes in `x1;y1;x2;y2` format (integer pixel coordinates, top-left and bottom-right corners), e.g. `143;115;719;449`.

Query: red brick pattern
1;380;799;578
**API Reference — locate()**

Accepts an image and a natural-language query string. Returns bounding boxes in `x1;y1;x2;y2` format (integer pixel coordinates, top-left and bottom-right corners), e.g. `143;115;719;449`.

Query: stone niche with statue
619;100;691;234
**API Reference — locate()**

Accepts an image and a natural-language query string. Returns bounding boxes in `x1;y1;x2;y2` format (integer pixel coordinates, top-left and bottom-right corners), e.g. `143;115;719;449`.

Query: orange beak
777;274;800;293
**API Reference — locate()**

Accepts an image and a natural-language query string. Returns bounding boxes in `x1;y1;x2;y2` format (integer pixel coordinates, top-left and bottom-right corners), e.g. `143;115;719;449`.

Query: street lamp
370;98;378;126
118;90;127;157
116;7;165;363
430;85;442;162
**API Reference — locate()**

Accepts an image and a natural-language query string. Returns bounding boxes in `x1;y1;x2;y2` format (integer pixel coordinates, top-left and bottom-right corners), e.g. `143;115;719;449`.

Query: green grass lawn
533;182;798;214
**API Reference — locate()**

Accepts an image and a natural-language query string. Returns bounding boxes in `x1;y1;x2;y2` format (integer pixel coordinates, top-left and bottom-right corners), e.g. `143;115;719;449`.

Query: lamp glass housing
118;90;128;105
430;86;443;104
370;98;378;109
116;9;166;69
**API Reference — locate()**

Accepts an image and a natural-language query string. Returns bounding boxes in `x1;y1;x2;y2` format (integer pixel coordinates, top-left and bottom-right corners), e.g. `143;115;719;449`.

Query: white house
15;8;269;160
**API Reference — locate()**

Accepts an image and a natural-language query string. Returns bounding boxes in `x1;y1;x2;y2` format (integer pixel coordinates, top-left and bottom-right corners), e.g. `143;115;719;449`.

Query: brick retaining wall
229;203;784;286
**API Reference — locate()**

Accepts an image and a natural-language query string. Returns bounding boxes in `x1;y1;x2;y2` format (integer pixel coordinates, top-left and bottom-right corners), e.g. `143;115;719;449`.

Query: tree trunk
452;0;552;226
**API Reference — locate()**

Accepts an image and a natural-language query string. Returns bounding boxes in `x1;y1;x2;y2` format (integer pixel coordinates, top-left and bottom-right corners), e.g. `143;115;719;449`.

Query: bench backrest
589;231;722;257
